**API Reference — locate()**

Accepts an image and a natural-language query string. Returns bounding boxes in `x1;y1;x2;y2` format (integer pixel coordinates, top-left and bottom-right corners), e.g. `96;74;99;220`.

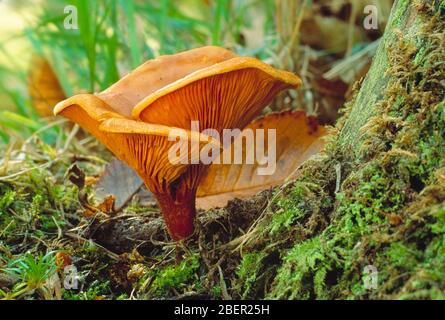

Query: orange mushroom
54;46;302;240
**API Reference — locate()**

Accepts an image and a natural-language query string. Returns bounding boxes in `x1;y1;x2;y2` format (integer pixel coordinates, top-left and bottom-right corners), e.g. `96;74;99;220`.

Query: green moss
337;164;405;228
236;252;266;299
63;281;112;300
211;285;222;298
390;0;411;29
269;184;312;235
0;188;17;232
374;204;445;299
269;237;337;299
383;243;421;270
268;180;333;238
0;166;79;238
149;253;200;296
0;189;15;211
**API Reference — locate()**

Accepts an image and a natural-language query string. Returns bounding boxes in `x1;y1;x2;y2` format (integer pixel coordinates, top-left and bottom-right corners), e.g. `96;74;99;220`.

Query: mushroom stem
153;187;197;241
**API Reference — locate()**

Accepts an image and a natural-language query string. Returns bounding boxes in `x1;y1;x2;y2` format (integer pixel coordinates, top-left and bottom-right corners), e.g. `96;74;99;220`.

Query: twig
0;160;57;181
218;266;231;300
62;124;80;153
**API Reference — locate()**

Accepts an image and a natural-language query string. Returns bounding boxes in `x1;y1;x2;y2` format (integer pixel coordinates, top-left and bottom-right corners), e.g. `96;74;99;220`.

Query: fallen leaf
81;195;116;218
196;110;327;210
28;55;66;118
97;195;116;214
300;15;367;53
94;158;146;211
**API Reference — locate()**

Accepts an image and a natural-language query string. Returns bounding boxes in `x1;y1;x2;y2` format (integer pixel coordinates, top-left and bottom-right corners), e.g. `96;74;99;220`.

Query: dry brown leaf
300;15;367;53
28;55;66;118
196;110;327;210
97;195;116;214
94;158;147;211
82;195;115;218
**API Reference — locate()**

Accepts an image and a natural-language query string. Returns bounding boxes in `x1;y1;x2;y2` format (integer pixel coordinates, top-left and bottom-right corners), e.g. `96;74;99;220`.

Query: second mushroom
54;46;302;240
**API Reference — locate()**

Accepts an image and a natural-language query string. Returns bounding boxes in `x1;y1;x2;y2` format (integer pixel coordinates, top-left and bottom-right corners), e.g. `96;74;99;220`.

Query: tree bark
339;0;421;150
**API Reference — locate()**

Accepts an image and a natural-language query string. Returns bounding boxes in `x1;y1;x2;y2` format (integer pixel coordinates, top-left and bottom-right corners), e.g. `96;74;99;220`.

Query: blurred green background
0;0;278;145
0;0;391;146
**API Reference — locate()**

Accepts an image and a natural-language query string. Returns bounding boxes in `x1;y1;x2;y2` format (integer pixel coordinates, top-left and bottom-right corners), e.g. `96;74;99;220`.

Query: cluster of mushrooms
54;46;302;241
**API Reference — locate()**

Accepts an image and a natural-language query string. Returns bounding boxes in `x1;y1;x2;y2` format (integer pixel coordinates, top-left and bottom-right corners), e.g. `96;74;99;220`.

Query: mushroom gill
57;99;216;240
54;46;302;240
132;57;302;132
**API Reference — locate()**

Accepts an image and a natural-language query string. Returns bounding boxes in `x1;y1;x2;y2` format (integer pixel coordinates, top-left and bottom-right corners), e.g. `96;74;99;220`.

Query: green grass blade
212;0;224;45
120;0;141;67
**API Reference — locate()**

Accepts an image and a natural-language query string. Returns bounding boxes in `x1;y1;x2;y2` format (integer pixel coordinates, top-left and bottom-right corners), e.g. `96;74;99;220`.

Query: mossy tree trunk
340;0;429;150
234;0;445;300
